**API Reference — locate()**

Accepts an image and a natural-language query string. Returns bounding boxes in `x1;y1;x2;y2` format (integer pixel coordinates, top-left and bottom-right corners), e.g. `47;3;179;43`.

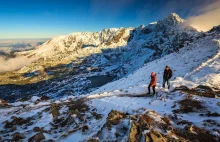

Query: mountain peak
166;13;185;23
156;13;185;28
170;13;181;18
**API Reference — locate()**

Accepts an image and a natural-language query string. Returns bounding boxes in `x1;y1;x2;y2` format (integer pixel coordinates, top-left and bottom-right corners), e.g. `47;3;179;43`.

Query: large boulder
106;110;126;128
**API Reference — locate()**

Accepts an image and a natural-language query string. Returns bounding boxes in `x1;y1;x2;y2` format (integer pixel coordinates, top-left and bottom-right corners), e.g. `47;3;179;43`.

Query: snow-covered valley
0;13;220;142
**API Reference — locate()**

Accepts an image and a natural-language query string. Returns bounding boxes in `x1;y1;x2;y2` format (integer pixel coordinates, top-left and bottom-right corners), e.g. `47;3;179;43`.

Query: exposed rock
142;26;153;34
82;125;89;132
174;85;217;98
173;125;219;142
177;120;193;125
203;119;220;127
4;117;32;129
106;110;126;128
106;28;126;45
0;99;8;105
33;127;41;132
209;25;220;34
173;85;189;91
139;113;153;129
145;129;167;142
173;98;204;113
91;111;102;120
161;117;171;125
200;112;220;117
12;132;25;141
0;99;10;107
45;139;55;142
87;138;100;142
167;126;173;131
115;132;120;138
11;116;17;120
9;126;17;132
33;127;47;133
67;127;81;135
39;95;50;101
128;121;141;142
67;99;89;114
130;115;138;121
171;103;176;108
16;97;31;102
50;104;60;121
51;115;75;128
28;132;45;142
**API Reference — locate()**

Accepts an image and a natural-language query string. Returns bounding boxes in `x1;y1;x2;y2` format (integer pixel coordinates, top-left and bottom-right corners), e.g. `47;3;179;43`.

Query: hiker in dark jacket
147;72;157;95
163;66;172;89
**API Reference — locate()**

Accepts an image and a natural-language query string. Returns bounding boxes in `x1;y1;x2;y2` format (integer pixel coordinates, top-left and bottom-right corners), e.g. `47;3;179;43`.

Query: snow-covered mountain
0;13;220;142
1;13;198;87
22;13;188;59
91;26;220;94
23;13;195;63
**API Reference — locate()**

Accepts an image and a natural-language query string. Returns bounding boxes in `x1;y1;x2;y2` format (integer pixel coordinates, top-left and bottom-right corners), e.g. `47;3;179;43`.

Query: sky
0;0;218;38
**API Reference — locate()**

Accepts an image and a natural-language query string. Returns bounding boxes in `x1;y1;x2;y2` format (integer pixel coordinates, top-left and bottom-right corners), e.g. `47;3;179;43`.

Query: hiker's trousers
163;78;170;89
148;85;156;94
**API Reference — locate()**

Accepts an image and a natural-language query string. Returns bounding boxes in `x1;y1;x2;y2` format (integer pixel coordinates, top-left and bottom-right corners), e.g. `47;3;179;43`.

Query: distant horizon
0;26;127;39
0;25;137;39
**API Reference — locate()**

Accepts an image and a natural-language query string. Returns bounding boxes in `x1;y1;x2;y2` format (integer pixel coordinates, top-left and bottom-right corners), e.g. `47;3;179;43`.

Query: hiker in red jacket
147;72;157;95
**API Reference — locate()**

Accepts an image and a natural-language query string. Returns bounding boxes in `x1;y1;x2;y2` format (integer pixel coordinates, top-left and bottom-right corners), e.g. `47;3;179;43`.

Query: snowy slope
24;28;132;58
90;33;220;96
64;26;220;141
2;13;201;100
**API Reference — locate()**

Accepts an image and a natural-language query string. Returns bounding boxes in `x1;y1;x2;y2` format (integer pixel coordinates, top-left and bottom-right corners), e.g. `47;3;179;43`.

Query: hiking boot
147;92;151;95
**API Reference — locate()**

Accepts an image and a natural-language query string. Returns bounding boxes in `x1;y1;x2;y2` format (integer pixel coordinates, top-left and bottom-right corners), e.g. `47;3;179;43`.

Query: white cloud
0;56;37;73
185;0;220;31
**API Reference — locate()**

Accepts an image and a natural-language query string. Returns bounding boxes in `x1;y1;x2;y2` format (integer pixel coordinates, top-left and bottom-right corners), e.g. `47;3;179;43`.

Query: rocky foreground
0;85;219;142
